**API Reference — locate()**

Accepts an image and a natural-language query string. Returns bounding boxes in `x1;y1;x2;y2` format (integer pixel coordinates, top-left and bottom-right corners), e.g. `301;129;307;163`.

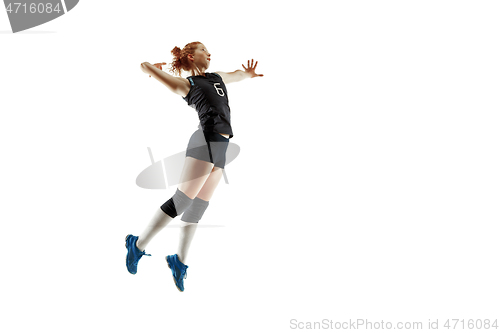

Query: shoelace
134;251;151;266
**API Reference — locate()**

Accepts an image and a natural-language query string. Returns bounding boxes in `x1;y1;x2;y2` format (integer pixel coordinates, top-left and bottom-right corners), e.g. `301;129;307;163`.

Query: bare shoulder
177;77;191;97
177;77;190;86
214;71;229;83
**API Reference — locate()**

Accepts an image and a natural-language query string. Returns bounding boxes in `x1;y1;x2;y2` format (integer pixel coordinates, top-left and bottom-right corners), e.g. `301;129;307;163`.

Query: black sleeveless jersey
183;72;233;138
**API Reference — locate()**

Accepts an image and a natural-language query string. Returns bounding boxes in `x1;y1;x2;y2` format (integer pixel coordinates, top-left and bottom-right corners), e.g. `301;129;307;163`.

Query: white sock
136;208;173;251
177;221;198;264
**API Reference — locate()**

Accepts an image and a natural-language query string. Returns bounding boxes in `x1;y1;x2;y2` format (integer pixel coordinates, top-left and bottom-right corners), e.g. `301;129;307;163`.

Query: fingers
153;62;167;70
243;59;259;70
145;62;169;78
242;59;263;77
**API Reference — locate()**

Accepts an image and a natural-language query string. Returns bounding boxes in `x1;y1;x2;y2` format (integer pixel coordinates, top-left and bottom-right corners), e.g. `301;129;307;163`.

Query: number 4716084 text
6;2;62;14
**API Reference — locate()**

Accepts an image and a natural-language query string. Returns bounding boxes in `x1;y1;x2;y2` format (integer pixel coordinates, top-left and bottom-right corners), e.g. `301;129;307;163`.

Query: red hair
169;41;202;77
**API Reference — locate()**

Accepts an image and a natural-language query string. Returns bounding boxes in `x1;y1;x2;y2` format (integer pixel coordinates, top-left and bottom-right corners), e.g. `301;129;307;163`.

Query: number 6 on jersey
214;83;225;96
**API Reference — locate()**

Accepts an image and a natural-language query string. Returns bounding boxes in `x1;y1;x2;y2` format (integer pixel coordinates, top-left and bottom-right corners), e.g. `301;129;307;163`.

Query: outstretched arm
216;59;264;84
140;62;191;97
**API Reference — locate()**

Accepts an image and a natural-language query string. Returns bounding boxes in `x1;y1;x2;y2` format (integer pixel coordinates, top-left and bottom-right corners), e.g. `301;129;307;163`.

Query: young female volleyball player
126;42;263;292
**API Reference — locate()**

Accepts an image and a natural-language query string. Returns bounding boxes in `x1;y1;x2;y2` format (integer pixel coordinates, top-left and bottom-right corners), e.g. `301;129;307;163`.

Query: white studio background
1;1;499;332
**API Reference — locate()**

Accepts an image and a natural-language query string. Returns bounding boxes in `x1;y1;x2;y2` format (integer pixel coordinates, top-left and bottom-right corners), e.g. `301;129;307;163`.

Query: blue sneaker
125;234;151;274
166;254;188;292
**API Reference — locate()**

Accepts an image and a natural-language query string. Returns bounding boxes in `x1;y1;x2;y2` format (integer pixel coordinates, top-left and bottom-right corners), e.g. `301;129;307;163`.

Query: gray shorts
185;129;230;169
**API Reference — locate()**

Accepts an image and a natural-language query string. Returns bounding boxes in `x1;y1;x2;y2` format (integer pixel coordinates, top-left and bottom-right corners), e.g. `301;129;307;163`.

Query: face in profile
190;44;211;70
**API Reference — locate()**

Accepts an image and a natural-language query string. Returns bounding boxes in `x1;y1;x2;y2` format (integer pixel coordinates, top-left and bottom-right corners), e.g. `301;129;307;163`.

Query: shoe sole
125;234;136;275
166;256;184;292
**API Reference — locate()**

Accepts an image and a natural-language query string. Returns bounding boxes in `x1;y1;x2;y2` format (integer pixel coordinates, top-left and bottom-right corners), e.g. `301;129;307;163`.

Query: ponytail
169;42;201;77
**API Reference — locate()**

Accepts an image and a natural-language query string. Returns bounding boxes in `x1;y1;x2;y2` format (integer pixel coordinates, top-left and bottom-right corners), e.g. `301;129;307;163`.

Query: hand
242;59;264;78
140;62;151;74
149;62;167;77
